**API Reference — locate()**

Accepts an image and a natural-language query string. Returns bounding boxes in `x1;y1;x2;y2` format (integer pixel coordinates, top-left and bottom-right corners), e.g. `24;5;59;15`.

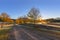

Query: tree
16;19;20;24
1;12;10;22
27;7;41;24
0;12;13;28
17;16;28;24
1;12;12;23
0;16;3;22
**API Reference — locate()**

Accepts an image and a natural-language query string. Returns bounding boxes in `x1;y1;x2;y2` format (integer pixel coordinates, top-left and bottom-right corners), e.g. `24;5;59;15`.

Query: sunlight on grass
0;27;12;40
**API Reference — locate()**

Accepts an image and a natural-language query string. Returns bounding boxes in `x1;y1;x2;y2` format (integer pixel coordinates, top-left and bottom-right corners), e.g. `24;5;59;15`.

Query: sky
0;0;60;19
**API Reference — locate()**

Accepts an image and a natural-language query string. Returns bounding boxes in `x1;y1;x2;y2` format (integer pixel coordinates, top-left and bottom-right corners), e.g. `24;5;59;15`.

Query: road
10;25;60;40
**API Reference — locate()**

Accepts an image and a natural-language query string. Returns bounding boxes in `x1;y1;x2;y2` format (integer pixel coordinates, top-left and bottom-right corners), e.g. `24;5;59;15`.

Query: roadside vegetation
0;27;12;40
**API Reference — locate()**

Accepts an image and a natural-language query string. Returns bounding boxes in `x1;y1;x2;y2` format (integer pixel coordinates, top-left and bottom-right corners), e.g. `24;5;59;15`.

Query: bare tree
27;7;41;24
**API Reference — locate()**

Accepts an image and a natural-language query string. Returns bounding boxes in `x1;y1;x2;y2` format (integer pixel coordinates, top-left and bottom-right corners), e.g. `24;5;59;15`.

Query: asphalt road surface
10;25;60;40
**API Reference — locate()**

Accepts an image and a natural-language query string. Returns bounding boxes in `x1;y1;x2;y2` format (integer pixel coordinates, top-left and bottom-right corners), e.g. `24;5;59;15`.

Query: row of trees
46;18;60;23
0;7;46;24
0;7;59;25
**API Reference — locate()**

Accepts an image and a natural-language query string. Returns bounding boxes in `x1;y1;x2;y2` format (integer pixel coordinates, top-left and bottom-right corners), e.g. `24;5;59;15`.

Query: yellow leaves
16;19;20;24
16;17;47;24
0;16;14;24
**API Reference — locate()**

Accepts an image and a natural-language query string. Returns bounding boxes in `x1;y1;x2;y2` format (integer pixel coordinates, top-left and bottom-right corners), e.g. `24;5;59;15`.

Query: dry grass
0;27;12;40
0;34;8;40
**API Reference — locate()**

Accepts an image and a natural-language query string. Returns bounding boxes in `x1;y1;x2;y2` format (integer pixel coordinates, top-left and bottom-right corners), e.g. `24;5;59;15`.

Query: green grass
0;27;12;40
0;30;8;40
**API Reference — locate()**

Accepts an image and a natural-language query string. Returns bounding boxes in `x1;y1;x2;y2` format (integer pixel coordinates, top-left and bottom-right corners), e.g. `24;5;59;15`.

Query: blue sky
0;0;60;19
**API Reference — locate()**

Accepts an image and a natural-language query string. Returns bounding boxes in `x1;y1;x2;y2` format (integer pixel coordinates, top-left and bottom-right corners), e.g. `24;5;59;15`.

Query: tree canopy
27;8;41;20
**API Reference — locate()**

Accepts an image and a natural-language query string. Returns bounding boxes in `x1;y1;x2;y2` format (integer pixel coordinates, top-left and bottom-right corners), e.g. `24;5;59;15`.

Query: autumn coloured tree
0;12;14;24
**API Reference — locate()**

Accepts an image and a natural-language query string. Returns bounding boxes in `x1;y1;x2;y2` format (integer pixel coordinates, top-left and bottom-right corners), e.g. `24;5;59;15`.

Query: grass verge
0;27;12;40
